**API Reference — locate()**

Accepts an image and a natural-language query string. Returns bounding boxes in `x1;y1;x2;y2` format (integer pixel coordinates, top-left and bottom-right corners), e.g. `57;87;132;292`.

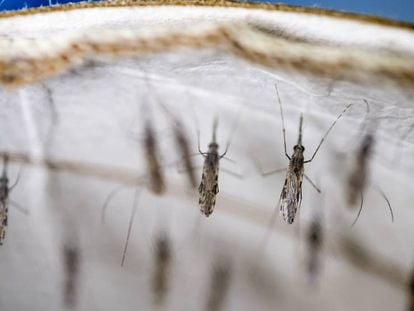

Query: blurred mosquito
143;119;166;195
62;243;81;308
261;84;352;224
0;155;25;245
152;232;172;307
346;100;393;226
157;101;197;189
138;65;197;190
306;199;324;286
205;258;232;311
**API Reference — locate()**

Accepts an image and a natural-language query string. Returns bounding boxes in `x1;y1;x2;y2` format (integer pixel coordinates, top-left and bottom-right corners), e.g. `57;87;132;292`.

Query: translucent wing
279;170;303;224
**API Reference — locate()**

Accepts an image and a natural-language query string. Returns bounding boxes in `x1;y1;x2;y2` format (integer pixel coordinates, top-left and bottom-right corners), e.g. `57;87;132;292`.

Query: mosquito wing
279;169;303;224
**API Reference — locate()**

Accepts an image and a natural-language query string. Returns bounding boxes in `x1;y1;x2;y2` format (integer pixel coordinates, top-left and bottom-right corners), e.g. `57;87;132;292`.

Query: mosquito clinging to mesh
274;84;352;224
198;118;228;217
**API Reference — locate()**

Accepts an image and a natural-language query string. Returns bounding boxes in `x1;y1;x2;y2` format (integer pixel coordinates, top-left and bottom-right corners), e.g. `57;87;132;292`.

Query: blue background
0;0;413;24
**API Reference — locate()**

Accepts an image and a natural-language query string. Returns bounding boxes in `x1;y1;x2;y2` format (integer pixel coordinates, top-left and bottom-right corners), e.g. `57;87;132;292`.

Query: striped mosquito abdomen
199;142;220;217
144;122;165;195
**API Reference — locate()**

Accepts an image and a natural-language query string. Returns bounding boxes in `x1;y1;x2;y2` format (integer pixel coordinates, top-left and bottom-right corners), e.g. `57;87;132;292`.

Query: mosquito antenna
351;190;364;227
274;84;291;160
121;188;142;267
305;103;352;163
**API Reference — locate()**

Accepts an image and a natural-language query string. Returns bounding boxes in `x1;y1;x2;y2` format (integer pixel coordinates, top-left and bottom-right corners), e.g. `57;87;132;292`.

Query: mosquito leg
101;185;126;223
305;103;352;163
176;165;202;175
220;167;244;179
351;190;364;227
219;157;237;165
372;184;394;223
9;200;29;215
304;174;321;193
253;156;286;177
9;165;23;193
274;84;291;161
256;196;281;253
197;129;206;157
121;187;143;267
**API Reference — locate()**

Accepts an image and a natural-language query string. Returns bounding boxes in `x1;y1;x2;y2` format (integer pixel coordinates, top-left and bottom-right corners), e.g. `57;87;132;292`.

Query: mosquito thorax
208;142;219;153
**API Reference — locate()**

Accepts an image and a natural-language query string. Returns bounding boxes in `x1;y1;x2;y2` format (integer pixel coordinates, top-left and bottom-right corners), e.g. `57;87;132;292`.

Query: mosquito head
293;144;305;153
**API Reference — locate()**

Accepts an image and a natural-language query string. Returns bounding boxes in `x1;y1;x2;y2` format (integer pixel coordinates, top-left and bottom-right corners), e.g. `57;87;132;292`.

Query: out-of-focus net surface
0;2;413;311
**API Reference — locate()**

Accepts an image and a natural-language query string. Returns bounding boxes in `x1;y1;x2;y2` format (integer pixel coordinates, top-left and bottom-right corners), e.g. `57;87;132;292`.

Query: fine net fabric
0;3;413;311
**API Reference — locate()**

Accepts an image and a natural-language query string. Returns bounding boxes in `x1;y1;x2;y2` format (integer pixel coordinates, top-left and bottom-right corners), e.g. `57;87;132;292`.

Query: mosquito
197;118;231;217
345;100;393;226
0;155;22;245
205;258;232;311
152;232;172;307
274;84;352;224
348;132;394;226
62;243;80;308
